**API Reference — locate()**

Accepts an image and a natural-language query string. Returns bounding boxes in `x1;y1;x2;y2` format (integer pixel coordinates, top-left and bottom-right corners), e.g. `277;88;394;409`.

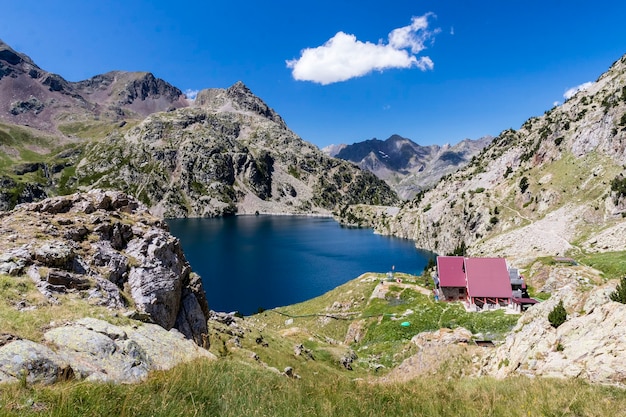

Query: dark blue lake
167;216;431;315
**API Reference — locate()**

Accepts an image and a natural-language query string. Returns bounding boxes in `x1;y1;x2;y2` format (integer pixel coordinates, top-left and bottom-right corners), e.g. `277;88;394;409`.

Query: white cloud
563;81;593;100
450;26;455;35
184;89;200;100
286;13;439;85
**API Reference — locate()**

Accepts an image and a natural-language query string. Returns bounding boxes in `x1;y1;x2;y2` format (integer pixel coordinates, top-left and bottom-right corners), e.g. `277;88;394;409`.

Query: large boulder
125;229;187;331
0;318;216;384
0;340;73;385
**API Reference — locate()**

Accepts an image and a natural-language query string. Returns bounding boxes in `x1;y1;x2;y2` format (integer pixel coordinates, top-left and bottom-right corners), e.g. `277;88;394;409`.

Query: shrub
610;175;626;199
519;176;529;194
609;276;626;303
548;300;567;328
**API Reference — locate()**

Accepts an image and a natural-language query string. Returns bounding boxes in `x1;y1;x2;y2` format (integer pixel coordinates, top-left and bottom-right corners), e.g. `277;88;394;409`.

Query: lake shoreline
167;216;430;315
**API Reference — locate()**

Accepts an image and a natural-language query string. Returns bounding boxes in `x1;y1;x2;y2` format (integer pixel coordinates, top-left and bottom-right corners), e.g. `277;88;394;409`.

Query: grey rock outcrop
0;340;73;385
0;190;209;343
0;318;214;385
380;327;476;382
481;280;626;386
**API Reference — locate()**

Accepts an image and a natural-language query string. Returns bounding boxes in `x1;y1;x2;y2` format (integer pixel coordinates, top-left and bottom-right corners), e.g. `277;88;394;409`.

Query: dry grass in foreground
1;359;625;417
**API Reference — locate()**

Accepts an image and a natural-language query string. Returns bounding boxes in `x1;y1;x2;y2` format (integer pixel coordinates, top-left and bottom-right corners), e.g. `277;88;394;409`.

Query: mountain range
323;134;492;199
0;39;397;216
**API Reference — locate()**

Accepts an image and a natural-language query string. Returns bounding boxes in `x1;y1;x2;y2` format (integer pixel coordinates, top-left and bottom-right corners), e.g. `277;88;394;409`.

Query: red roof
464;257;512;299
437;256;467;287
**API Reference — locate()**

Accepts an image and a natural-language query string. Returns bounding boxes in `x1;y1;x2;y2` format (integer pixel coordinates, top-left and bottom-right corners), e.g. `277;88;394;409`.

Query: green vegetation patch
578;251;626;280
0;274;130;342
538;152;619;203
361;300;519;346
57;119;137;140
257;273;519;371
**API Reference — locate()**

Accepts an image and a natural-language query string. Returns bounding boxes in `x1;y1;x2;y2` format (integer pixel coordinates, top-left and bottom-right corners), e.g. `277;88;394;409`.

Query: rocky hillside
0;40;397;216
340;54;626;263
65;81;398;217
0;190;215;383
325;134;492;199
480;266;625;385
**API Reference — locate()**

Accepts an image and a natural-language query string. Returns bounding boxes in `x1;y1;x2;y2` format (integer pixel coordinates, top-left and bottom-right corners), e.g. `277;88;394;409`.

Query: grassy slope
2;358;626;416
250;273;519;372
1;270;626;416
0;274;132;342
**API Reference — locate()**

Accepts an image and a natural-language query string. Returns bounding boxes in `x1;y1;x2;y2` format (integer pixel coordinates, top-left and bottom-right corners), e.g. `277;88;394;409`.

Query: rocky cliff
343;54;626;263
326;134;492;199
0;190;210;340
0;190;214;383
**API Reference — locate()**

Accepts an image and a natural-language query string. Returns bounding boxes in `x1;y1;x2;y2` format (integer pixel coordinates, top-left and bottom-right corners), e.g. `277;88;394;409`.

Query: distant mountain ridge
0;40;189;134
324;134;492;199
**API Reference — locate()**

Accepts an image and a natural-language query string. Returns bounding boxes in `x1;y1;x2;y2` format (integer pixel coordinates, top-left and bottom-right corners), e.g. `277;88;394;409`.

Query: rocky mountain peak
71;70;188;117
225;81;286;127
332;134;492;199
191;82;285;127
0;39;38;69
0;40;189;132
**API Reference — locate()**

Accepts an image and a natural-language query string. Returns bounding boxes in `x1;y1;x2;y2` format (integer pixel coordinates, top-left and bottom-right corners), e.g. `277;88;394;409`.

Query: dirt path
370;280;432;300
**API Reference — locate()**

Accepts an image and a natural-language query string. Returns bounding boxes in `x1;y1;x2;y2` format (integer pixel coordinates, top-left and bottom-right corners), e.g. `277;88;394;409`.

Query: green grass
577;251;626;280
1;359;625;417
57;118;139;140
0;274;131;342
0;123;88;204
357;296;519;368
253;273;520;372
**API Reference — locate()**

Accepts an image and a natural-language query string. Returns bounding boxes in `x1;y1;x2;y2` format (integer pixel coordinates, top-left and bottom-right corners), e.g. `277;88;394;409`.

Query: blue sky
3;1;626;148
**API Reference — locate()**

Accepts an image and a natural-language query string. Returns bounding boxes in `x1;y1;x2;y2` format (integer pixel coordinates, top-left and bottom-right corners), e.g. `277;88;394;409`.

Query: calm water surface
167;216;431;315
